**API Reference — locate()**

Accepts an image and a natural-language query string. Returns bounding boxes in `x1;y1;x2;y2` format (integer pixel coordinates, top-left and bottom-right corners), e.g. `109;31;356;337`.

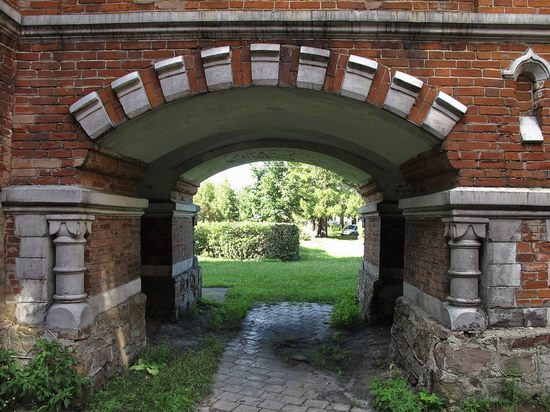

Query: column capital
443;217;489;240
47;214;94;239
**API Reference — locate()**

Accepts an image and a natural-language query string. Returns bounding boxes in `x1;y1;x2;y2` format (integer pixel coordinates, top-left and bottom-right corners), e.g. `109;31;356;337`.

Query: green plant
460;396;492;412
370;377;423;412
195;222;300;261
17;340;89;412
369;377;444;412
0;348;22;411
330;294;364;330
130;359;161;376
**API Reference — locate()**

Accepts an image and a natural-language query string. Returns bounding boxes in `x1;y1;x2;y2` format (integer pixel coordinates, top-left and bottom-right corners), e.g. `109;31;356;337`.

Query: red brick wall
404;218;450;301
476;0;550;13
1;33;15;190
85;216;141;295
363;216;380;268
172;216;194;264
10;39;550;197
515;220;550;308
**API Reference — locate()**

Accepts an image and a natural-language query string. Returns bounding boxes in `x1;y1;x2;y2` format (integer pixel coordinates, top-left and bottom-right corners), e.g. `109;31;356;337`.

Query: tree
194;179;239;222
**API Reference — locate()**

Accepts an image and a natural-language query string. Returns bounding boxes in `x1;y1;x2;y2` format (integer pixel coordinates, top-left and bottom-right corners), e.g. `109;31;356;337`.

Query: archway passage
4;45;472;391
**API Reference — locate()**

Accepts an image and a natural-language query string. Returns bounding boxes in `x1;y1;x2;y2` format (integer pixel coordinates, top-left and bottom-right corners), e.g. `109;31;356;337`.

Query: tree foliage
194;162;364;232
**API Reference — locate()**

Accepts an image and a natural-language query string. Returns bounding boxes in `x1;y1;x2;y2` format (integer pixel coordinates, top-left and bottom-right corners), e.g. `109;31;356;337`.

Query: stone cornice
0;0;20;39
399;187;550;218
2;10;548;42
0;185;148;216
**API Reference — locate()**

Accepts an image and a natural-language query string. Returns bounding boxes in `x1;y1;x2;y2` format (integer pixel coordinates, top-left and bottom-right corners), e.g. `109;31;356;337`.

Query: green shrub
369;377;444;412
330;294;364;329
195;222;300;261
0;340;89;412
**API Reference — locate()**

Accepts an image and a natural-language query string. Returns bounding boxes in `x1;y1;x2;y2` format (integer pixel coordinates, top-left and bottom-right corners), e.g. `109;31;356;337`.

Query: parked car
341;224;358;236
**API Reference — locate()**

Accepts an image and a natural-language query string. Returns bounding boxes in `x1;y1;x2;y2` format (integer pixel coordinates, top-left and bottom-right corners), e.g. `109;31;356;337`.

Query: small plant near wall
329;294;364;330
369;376;444;412
0;340;89;412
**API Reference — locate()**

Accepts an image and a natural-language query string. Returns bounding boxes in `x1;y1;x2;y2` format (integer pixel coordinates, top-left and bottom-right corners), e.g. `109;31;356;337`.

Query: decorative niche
503;48;550;143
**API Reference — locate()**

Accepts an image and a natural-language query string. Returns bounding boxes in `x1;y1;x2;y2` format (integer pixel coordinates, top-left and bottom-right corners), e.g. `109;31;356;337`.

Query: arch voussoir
68;44;468;145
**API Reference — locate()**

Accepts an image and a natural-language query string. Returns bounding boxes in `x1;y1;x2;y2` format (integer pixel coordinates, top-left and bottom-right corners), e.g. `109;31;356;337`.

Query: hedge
195;222;300;261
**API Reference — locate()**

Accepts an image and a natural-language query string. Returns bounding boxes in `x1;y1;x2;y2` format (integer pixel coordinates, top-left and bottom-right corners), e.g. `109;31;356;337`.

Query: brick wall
10;39;550;197
404;218;449;301
85;216;141;295
172;216;194;264
1;33;15;189
515;220;550;308
363;216;380;268
475;0;550;13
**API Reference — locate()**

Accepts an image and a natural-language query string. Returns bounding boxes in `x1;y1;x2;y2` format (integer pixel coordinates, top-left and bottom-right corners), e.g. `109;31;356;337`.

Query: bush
0;340;89;412
330;294;364;330
195;222;300;261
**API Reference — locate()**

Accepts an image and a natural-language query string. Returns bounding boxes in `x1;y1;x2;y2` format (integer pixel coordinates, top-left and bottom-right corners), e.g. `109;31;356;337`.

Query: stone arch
66;44;470;321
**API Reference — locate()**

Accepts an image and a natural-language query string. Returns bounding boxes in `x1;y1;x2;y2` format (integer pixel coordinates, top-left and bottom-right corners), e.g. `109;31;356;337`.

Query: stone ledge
16;11;550;42
400;187;550;217
88;278;142;316
1;185;148;215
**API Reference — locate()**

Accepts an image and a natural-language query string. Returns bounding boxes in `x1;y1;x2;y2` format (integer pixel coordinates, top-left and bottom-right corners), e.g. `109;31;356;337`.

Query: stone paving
198;303;372;412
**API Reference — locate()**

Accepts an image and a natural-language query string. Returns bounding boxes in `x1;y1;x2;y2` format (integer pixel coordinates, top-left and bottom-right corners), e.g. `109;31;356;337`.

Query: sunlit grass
200;238;362;304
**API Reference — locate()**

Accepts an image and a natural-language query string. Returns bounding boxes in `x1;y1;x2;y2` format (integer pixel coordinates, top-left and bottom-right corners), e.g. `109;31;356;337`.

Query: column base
443;302;487;331
46;302;94;331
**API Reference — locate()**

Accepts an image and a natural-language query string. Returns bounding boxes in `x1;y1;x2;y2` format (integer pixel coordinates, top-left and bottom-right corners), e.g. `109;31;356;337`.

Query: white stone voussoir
383;71;423;118
154;56;190;102
341;55;378;101
69;91;114;140
111;71;151;119
296;46;330;90
422;91;468;140
250;43;281;86
201;46;233;91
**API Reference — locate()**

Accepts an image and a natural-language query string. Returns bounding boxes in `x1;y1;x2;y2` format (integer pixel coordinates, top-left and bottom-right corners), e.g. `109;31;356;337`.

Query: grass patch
330;294;364;329
87;337;223;412
200;239;362;305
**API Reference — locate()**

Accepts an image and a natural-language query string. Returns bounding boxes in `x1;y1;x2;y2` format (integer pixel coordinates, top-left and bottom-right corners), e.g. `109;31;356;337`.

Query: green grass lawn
200;237;362;304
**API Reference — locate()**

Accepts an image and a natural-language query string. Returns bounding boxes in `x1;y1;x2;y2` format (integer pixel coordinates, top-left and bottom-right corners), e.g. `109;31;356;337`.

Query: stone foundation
175;258;202;317
391;297;550;400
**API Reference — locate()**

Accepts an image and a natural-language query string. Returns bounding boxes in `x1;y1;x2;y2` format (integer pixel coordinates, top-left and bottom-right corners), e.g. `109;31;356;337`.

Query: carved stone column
443;217;488;331
46;214;95;331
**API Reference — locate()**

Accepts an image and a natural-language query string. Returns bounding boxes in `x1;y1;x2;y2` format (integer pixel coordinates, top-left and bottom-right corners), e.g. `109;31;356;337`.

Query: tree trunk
340;215;345;228
316;217;328;237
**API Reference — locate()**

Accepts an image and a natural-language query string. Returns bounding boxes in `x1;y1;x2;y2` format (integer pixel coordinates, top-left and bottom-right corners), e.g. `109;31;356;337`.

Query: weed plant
330;294;364;329
369;377;444;412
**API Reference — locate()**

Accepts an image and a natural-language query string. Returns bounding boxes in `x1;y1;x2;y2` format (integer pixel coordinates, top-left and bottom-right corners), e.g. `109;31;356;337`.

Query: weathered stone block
111;71;151;119
383;71;423;118
488;308;524;327
250;44;280;86
488;242;517;264
434;342;493;375
15;257;51;280
15;302;48;325
487;287;516;308
488;219;522;242
69;91;114;139
519;115;544;143
296;46;330;90
154;56;190;102
15;214;48;237
488;263;521;287
421;91;467;140
20;237;52;259
201;46;233;91
16;279;50;303
340;55;378;101
524;308;547;327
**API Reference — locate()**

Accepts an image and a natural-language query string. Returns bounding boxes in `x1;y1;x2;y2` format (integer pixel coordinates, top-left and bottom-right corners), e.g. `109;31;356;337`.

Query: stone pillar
141;201;201;320
443;217;488;331
45;214;95;332
357;201;405;323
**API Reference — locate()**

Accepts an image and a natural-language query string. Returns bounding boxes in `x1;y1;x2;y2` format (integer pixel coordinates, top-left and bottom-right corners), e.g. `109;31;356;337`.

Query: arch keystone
201;46;233;91
111;71;152;119
250;44;281;86
502;48;550;82
297;46;330;90
154;56;190;102
383;71;423;118
422;91;468;140
341;55;378;101
69;91;114;140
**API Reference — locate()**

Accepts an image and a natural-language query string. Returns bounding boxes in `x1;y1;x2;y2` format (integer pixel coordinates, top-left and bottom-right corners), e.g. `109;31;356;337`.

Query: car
341;224;358;236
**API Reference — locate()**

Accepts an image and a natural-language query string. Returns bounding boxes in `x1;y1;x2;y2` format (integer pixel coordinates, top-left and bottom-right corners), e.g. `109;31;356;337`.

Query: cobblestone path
198;303;373;412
